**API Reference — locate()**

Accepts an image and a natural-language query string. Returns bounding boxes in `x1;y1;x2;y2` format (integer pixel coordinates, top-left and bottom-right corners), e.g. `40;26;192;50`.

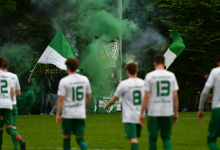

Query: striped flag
38;30;83;73
164;30;185;69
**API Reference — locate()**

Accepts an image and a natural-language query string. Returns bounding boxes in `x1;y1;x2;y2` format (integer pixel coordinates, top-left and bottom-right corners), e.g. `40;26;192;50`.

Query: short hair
65;58;79;72
2;58;9;69
204;72;209;75
125;62;138;75
216;55;220;63
154;54;165;64
0;56;4;67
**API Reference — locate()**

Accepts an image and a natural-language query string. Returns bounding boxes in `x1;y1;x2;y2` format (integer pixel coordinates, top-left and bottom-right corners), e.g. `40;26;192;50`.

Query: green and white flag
38;30;82;73
164;30;185;69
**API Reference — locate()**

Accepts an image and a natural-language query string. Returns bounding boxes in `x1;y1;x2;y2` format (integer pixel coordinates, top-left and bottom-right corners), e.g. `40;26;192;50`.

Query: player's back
207;67;220;109
6;72;20;105
58;74;91;119
0;70;13;109
117;78;145;123
145;69;179;116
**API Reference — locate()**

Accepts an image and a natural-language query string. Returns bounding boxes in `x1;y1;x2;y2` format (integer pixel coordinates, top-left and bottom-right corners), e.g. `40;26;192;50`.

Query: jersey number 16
72;86;83;101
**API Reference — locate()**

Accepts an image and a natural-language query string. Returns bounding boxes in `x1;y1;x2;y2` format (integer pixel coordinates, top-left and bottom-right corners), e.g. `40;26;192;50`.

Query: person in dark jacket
20;70;34;92
39;70;50;115
198;72;209;94
198;72;212;110
18;69;35;115
48;74;59;115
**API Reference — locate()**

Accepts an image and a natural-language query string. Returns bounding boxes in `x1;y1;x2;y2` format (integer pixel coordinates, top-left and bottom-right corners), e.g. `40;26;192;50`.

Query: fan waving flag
164;30;185;69
38;30;82;73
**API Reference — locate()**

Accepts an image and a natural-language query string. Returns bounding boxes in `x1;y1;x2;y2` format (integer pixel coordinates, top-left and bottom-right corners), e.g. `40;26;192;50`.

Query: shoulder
165;70;176;78
60;76;69;83
137;78;145;83
120;79;130;85
211;67;220;74
209;67;220;78
8;72;18;79
77;74;90;82
144;70;155;79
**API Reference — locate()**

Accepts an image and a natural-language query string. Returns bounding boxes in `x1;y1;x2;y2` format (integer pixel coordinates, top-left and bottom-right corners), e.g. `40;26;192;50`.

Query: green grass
1;112;220;150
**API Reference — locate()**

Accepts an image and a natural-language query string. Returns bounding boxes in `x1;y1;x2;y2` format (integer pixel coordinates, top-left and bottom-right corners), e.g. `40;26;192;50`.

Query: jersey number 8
133;90;141;105
72;86;83;101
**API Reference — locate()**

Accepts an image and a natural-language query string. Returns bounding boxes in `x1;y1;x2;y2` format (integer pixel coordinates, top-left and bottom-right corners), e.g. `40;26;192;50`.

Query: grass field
1;112;220;150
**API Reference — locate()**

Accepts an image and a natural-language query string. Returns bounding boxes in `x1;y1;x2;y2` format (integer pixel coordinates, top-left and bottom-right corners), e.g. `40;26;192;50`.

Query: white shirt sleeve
205;69;215;88
57;79;66;96
114;82;123;98
8;78;14;89
15;76;21;91
144;74;150;91
173;74;179;91
86;79;92;94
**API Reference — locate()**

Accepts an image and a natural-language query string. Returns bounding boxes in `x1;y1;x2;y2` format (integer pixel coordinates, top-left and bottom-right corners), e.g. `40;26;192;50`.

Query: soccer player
56;58;91;150
2;58;21;150
140;54;179;150
197;55;220;150
0;57;26;150
104;62;145;150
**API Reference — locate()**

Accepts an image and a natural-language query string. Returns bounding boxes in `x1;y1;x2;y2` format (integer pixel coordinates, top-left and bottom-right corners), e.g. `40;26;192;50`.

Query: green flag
164;30;185;69
38;30;83;73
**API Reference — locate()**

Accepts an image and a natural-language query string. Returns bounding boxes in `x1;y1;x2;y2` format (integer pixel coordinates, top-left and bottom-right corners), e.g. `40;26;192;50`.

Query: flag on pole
164;30;185;69
38;30;83;73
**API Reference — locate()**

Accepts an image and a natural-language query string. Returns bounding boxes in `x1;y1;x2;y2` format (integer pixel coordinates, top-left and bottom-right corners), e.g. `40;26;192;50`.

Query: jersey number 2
157;80;170;96
1;80;8;94
133;90;141;105
72;86;83;101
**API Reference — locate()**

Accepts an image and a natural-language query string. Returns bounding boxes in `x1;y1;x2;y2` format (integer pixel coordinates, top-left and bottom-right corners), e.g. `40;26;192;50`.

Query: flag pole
28;62;38;80
117;0;122;80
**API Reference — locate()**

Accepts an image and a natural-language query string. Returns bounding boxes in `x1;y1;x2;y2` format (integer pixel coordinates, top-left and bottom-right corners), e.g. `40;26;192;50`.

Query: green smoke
0;43;41;114
65;0;138;112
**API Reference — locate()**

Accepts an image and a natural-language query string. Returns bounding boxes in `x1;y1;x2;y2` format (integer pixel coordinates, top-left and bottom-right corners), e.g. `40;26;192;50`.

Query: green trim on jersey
208;108;220;138
124;123;142;139
62;118;85;136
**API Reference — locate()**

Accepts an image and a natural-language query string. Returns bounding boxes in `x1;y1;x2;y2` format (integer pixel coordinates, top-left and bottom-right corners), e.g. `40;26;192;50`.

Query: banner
96;38;120;68
95;96;121;113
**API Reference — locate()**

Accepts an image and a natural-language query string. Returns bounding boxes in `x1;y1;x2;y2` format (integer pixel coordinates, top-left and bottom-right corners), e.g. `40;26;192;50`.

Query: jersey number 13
157;80;170;96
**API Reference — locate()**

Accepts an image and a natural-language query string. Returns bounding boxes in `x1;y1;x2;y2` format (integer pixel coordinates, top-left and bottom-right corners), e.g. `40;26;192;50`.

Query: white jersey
205;67;220;109
144;70;179;116
6;72;20;105
57;74;92;119
0;70;14;109
114;78;145;123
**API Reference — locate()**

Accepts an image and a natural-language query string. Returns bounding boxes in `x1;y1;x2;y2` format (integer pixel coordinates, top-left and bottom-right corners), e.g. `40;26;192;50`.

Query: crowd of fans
21;69;64;115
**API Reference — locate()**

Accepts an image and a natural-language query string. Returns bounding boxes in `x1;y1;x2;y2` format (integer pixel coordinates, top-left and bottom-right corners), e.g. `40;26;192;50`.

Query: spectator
48;74;59;115
19;69;34;115
198;72;212;110
39;70;50;115
198;72;209;94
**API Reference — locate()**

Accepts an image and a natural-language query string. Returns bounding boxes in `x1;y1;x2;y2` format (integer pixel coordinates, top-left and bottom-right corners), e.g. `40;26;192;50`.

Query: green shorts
62;118;86;136
148;116;173;139
0;109;13;127
208;108;220;139
124;123;142;139
12;105;18;126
